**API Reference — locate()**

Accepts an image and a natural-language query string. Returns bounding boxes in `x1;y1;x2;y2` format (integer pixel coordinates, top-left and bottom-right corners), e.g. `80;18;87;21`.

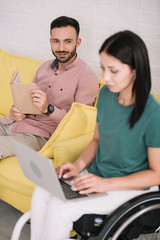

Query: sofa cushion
52;132;94;168
94;78;105;107
0;113;5;118
40;102;97;159
0;48;42;116
0;156;35;196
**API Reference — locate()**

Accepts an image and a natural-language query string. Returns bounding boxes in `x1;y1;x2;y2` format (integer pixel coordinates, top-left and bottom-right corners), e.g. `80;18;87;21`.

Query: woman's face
100;52;136;94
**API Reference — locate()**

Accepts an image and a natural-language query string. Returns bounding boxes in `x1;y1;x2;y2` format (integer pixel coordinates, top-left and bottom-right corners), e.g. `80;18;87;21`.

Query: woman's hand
10;105;26;122
72;173;108;194
31;88;48;113
56;162;80;180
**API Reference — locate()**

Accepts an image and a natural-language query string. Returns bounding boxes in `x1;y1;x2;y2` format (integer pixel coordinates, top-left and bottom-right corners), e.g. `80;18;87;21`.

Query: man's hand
10;105;26;122
31;88;48;113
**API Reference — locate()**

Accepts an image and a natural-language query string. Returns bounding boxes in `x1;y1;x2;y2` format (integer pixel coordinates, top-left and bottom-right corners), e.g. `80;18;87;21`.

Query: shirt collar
50;55;80;71
50;59;58;70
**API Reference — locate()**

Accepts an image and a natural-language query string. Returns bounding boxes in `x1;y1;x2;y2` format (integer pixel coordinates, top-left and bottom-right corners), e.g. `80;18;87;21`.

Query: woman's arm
73;147;160;194
106;147;160;191
74;122;99;171
57;123;99;179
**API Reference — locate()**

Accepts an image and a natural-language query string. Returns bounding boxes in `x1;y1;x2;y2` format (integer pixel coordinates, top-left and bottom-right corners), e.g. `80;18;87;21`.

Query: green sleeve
145;107;160;147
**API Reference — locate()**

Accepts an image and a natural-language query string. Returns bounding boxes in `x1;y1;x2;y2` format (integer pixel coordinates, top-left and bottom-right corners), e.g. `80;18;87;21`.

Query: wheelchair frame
73;191;160;240
98;191;160;239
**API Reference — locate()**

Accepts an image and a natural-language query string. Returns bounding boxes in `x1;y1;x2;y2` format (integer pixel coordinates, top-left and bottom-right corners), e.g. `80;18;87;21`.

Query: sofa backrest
0;48;42;116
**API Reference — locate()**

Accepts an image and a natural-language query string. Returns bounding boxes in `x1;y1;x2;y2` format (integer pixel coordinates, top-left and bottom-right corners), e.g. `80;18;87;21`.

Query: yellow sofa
0;48;99;213
0;48;160;215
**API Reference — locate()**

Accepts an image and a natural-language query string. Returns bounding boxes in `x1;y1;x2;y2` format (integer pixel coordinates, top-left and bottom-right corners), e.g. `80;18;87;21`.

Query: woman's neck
118;91;135;106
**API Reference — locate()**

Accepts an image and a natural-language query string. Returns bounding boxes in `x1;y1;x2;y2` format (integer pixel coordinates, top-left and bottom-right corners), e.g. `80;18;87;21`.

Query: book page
10;71;21;84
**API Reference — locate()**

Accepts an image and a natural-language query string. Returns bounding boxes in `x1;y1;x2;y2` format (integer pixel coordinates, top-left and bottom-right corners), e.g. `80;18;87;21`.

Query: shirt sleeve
145;107;160;147
74;72;99;106
48;106;68;124
0;115;13;124
96;86;106;123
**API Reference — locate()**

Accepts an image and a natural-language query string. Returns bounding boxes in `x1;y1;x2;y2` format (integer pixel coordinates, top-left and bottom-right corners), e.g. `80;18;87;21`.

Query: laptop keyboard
59;179;87;200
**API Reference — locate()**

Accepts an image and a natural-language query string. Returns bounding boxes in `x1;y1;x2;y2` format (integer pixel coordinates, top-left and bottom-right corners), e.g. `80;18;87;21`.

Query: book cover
10;71;41;114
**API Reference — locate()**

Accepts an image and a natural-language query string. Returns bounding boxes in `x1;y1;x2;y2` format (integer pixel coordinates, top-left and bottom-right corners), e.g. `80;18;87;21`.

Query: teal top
88;86;160;178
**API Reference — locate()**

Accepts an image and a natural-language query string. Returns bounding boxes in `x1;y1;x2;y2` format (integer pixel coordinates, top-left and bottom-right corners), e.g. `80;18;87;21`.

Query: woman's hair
99;30;151;128
50;16;80;37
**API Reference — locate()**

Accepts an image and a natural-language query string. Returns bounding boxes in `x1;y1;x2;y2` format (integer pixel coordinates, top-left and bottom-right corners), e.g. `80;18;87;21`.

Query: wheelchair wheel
97;192;160;240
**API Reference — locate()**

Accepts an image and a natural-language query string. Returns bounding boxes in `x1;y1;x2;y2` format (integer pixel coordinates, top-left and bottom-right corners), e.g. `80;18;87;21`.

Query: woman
31;30;160;240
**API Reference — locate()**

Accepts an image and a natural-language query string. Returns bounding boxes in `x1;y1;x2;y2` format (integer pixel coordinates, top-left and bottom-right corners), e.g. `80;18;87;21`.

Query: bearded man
0;16;99;160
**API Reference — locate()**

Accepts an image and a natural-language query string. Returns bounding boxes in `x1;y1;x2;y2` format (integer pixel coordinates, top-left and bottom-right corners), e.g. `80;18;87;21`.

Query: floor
0;200;30;240
0;200;95;240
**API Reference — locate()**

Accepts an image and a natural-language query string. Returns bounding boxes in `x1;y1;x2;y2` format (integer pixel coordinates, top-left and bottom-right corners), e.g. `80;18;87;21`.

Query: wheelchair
11;189;160;240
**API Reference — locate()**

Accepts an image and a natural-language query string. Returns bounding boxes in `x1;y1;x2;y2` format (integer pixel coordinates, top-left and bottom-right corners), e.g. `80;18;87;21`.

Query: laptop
10;138;106;202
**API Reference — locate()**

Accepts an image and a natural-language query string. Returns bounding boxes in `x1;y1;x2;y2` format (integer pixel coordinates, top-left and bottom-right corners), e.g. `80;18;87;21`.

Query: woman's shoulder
98;85;114;103
99;85;114;97
145;94;160;118
147;94;160;109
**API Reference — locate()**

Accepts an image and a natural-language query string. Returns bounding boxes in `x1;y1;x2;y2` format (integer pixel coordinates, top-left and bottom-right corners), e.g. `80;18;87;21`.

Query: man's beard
52;46;77;63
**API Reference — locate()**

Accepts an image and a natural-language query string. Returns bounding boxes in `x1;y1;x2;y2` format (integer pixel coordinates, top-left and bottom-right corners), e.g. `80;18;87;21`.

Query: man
0;16;99;160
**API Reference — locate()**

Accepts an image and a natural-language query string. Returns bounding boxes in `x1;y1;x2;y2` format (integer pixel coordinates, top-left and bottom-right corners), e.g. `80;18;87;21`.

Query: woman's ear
133;70;136;81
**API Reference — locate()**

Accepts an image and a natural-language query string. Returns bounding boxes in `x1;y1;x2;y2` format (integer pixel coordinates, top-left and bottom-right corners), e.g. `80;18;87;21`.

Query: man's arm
75;72;99;106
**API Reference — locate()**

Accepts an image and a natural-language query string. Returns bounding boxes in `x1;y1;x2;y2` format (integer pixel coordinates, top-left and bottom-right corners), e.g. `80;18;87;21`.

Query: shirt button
49;85;51;88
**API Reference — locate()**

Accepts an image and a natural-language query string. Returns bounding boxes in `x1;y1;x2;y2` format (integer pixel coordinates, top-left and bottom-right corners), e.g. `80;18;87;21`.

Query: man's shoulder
76;57;91;69
74;57;97;77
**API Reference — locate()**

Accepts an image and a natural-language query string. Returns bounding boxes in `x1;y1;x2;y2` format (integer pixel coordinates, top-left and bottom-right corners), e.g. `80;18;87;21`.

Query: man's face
50;26;81;65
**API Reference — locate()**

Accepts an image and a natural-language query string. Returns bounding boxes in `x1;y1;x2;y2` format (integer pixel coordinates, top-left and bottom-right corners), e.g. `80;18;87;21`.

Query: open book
10;71;41;114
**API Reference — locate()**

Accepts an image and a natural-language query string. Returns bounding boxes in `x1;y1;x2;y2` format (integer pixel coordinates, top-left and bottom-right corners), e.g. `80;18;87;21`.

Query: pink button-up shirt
0;56;99;138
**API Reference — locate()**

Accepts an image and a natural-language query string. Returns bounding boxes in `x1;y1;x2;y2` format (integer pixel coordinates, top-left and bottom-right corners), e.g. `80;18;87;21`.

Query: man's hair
50;16;80;37
99;30;151;128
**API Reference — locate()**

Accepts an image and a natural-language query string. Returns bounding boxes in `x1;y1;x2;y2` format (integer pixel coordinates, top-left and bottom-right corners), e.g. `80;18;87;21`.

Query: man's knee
0;123;7;136
0;135;15;159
